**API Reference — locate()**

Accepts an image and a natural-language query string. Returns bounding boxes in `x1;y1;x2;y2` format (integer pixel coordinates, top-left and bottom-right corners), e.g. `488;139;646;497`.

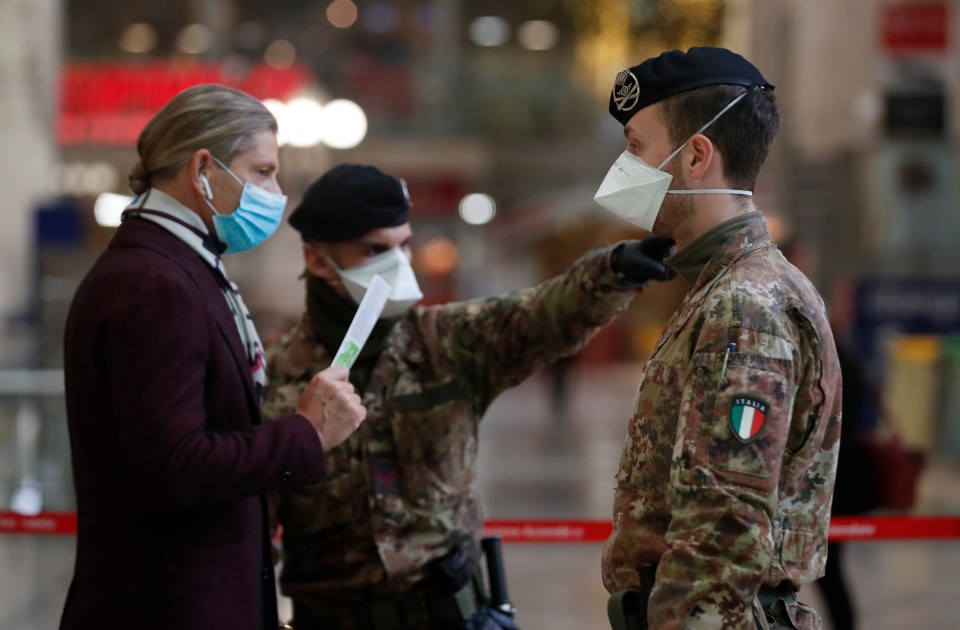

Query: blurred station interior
1;0;959;628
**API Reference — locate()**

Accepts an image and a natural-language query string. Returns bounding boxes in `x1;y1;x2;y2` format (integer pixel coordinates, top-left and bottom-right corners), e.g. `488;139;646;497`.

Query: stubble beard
651;170;695;237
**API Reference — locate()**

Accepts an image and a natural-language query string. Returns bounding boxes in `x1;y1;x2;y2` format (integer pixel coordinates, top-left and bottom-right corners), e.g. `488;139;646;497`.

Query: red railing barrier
3;513;960;542
0;511;77;535
484;516;960;543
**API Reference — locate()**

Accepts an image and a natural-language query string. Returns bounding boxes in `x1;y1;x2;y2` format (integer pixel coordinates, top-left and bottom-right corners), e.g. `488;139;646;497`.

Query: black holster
607;563;657;630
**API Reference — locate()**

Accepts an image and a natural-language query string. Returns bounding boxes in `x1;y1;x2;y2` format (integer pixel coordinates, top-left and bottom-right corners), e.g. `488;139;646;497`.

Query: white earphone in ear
199;174;214;200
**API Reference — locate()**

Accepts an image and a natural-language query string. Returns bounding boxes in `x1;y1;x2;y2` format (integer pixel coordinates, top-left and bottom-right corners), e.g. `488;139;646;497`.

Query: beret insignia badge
612;69;640;112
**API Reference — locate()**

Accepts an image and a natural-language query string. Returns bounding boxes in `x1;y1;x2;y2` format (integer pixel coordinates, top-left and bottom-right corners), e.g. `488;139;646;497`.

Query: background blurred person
812;270;880;630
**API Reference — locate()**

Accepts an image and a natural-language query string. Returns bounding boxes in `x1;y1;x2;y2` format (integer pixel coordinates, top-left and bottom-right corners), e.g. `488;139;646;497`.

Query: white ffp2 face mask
594;151;673;232
594;90;754;232
333;247;424;318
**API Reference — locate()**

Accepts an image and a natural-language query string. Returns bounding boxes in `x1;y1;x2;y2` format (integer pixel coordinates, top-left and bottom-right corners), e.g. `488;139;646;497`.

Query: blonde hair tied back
129;83;278;194
128;161;150;196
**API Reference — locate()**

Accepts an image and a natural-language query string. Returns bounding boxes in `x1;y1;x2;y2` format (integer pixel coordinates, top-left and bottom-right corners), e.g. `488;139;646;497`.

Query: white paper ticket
331;274;390;368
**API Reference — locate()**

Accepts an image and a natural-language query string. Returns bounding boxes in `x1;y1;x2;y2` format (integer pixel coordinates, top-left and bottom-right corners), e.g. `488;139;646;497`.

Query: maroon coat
60;216;326;629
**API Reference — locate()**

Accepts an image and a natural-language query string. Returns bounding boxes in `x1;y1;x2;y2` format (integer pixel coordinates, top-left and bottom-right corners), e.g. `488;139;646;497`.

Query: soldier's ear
303;243;339;281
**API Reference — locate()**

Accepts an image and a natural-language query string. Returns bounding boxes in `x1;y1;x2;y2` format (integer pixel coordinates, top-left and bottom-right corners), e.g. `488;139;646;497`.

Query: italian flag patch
729;396;768;442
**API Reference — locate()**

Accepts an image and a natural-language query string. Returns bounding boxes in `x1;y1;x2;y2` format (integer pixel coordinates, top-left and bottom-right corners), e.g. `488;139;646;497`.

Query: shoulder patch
729;396;768;442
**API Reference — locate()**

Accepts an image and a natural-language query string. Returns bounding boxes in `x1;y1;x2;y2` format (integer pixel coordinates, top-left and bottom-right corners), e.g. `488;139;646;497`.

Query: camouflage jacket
262;246;634;607
600;215;842;629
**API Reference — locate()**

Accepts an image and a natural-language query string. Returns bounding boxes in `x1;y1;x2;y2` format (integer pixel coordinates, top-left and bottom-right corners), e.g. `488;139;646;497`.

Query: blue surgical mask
203;155;288;254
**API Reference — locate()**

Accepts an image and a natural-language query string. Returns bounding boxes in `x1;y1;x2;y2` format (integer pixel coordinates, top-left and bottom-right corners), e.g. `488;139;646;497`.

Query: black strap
756;582;798;610
123;207;227;258
291;581;477;630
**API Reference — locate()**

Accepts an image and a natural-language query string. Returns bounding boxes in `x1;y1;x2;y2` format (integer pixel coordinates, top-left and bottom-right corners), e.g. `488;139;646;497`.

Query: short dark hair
658;84;780;191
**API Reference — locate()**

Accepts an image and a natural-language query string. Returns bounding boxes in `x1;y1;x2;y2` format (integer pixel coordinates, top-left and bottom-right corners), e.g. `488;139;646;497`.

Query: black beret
289;164;411;241
609;46;773;126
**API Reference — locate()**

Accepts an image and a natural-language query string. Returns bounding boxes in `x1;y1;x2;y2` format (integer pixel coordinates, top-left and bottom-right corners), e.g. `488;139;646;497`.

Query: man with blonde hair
61;84;366;630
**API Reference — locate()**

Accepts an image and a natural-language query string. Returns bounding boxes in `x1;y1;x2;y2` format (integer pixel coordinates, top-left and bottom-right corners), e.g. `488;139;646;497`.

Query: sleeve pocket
681;350;792;494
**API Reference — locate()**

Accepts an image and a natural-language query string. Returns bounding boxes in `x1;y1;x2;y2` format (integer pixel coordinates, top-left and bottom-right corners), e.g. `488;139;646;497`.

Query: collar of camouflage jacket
649;212;773;361
667;211;765;286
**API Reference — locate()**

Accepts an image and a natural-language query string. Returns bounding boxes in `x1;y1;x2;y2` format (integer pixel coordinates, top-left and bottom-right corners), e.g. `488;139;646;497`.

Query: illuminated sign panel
881;2;949;53
58;61;314;146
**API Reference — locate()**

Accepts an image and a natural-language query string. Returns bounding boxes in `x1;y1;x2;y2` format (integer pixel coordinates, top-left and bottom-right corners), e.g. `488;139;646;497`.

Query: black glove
610;236;677;283
427;545;474;593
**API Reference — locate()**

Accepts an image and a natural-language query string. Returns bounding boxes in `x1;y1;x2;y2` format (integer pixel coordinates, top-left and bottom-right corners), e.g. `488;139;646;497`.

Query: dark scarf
306;275;401;393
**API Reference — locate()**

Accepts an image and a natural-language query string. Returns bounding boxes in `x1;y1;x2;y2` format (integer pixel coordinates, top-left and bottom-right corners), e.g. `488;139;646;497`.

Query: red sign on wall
881;2;949;53
59;61;315;146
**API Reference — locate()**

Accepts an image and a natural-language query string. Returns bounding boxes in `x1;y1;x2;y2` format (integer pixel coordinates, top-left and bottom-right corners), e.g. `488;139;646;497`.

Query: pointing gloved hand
610;236;677;283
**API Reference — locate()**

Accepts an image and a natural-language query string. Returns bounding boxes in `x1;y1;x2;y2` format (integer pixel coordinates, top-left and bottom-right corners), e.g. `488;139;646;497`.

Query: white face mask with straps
594;90;753;231
329;247;424;318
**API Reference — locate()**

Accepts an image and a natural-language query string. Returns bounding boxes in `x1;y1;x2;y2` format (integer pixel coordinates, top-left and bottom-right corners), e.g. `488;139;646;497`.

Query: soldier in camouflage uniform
260;164;677;629
594;48;842;630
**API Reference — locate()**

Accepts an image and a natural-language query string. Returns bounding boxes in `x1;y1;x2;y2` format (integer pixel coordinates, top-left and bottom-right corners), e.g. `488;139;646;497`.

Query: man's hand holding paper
295;274;390;450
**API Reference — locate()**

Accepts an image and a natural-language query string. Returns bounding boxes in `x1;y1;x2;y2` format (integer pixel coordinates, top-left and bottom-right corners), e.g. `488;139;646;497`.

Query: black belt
757;582;798;610
291;581;478;630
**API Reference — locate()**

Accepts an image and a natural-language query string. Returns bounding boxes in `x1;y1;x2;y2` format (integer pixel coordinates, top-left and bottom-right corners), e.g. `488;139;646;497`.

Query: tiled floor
2;363;959;629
